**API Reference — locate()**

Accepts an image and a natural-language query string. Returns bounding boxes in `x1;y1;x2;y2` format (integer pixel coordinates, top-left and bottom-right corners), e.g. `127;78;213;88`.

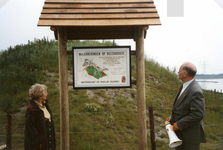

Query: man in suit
166;62;206;150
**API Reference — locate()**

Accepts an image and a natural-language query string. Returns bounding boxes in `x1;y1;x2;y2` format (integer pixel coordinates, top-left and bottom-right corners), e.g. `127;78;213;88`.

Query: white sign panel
73;46;131;89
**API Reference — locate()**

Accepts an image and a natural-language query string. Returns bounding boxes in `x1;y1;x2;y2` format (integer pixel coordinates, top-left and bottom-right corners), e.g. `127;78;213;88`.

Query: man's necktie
174;85;183;104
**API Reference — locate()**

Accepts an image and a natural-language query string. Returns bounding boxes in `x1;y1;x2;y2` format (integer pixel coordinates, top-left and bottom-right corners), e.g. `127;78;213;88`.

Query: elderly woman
24;83;56;150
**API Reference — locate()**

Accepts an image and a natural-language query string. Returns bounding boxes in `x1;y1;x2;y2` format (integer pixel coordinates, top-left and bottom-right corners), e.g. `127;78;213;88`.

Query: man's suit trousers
175;143;200;150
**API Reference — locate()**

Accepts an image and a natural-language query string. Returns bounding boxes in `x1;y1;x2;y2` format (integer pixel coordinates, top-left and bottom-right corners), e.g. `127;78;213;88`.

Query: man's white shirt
178;79;195;99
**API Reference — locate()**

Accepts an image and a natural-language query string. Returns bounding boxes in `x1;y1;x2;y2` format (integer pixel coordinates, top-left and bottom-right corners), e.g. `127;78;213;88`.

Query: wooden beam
50;26;57;31
67;51;72;55
63;26;137;39
66;26;135;31
40;13;159;20
53;26;137;40
67;31;134;40
131;79;137;84
57;27;70;150
43;3;156;9
135;26;147;150
68;81;73;86
38;19;161;26
131;50;136;55
149;107;156;150
6;112;12;150
144;25;149;38
45;0;155;4
41;8;157;14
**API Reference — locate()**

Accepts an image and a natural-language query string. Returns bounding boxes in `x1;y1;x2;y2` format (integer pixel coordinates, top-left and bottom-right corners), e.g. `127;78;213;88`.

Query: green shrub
82;102;103;112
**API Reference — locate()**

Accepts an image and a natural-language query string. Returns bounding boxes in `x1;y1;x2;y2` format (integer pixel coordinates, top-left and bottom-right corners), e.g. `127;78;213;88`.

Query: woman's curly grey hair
29;83;47;100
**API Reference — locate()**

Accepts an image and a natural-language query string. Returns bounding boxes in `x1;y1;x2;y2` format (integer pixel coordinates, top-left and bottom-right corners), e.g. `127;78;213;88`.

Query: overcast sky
0;0;223;74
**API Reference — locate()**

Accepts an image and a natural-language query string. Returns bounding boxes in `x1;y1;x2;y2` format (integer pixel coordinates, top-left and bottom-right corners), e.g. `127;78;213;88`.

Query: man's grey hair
182;62;197;77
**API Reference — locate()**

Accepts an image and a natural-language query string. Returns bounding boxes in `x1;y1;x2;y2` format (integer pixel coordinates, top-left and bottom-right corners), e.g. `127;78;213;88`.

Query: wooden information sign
73;46;131;89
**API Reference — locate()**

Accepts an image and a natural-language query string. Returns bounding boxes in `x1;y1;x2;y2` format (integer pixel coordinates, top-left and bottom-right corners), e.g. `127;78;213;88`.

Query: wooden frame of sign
72;46;131;89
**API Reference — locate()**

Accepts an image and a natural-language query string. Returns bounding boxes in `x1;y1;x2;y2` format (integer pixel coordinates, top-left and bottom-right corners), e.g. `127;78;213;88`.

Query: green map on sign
85;66;107;79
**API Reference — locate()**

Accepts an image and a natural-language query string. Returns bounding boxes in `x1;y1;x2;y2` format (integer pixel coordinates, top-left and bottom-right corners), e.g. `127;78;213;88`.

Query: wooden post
149;107;156;150
135;26;147;150
57;27;70;150
6;112;12;149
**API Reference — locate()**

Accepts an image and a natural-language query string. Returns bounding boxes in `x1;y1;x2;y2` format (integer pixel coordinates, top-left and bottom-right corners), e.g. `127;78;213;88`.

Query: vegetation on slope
0;38;222;150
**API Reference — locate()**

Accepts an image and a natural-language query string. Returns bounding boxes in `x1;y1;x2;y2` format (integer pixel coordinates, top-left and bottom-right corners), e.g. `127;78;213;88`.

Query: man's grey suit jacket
171;80;206;144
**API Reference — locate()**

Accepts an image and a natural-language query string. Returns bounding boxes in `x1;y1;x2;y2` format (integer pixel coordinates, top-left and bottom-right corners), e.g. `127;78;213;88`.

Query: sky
0;0;223;74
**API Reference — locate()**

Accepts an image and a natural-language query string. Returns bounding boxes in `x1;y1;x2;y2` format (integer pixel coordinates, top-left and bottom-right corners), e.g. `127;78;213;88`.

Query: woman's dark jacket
24;99;56;150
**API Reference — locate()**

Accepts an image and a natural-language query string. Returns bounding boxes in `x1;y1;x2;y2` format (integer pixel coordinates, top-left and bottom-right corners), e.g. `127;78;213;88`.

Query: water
196;78;223;92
